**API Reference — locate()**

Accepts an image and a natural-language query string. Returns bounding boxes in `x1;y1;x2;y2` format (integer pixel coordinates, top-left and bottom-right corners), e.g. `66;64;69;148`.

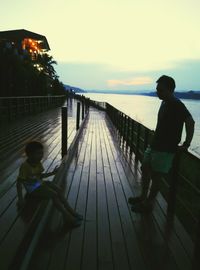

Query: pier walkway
0;99;84;270
28;108;194;270
0;98;78;197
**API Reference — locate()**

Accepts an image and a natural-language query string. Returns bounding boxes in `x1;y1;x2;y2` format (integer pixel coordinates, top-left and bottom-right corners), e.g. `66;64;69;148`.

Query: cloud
55;59;200;90
107;77;153;87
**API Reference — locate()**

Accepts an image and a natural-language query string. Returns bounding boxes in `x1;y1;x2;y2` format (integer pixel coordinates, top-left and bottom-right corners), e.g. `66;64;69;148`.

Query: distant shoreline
139;91;200;100
83;90;200;100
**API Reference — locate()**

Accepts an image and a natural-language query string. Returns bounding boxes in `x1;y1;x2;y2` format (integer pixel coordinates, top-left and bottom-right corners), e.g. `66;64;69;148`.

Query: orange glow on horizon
107;77;153;87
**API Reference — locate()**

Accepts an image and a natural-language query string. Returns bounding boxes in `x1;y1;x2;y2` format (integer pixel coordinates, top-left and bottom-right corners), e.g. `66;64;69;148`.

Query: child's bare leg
52;197;74;221
41;185;77;223
60;199;78;215
58;195;83;219
46;182;79;216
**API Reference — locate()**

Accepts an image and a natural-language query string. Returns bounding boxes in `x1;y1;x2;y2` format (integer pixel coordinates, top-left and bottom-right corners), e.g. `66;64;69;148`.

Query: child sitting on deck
16;141;82;228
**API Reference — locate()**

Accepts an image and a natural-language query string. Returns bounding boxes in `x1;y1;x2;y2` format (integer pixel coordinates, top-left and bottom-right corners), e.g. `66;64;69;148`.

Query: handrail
0;95;66;99
104;101;200;244
0;95;67;123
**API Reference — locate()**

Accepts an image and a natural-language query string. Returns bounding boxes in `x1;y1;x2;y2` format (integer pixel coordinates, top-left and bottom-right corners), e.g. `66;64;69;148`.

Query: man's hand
178;142;189;152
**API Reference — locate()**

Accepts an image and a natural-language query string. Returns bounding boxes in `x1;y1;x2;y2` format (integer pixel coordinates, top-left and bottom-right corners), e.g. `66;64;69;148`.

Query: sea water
84;93;200;156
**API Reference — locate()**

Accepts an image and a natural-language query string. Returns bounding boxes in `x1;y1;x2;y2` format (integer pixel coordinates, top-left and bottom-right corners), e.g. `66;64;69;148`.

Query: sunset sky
1;0;200;91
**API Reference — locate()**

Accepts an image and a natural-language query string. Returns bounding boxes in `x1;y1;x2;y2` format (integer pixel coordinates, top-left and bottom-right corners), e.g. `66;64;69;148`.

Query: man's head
156;75;176;100
25;141;44;163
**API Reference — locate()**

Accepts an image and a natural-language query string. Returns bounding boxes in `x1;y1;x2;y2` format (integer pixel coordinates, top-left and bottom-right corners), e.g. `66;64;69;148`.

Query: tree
51;79;66;95
36;53;58;80
0;45;64;97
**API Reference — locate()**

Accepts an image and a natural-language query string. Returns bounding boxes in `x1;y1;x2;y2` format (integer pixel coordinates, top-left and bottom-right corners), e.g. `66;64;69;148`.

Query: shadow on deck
28;108;195;270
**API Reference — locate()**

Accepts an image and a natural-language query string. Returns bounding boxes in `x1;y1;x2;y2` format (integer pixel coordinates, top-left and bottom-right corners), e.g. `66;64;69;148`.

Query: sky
1;0;200;91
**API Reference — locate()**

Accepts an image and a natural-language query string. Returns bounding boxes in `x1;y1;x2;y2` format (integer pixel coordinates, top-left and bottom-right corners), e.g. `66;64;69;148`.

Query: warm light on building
21;38;43;59
0;29;50;61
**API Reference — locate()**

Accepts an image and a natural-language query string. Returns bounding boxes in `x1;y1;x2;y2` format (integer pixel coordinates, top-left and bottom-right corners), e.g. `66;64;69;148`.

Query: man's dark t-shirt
151;97;191;153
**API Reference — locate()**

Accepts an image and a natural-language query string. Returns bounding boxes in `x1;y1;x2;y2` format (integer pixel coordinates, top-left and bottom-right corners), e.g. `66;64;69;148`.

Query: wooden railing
105;102;200;253
0;95;66;123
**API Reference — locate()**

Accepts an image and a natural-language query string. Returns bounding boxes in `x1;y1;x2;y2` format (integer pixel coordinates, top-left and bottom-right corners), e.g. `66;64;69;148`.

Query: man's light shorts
143;146;175;174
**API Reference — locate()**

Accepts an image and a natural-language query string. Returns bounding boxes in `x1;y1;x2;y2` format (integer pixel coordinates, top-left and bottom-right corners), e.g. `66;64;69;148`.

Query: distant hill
64;84;85;93
64;86;200;99
140;90;200;100
85;89;200;99
85;89;147;95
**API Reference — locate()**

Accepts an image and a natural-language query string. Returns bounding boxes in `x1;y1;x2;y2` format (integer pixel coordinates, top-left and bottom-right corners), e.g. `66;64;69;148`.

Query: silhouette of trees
0;46;66;97
36;53;58;80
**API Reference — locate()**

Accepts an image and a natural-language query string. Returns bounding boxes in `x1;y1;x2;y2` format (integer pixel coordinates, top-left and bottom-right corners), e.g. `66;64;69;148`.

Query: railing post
124;115;127;146
114;107;116;127
126;116;130;149
122;114;126;145
135;123;141;161
115;110;119;134
108;104;112;122
116;111;120;131
144;128;149;151
82;100;85;120
112;107;115;126
76;102;81;130
119;112;123;137
87;98;90;111
85;98;89;113
61;106;68;158
112;107;115;125
130;119;134;154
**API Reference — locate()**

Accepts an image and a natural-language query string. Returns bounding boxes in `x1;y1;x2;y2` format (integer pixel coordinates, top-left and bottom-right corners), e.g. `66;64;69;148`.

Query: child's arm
41;165;59;179
16;178;25;208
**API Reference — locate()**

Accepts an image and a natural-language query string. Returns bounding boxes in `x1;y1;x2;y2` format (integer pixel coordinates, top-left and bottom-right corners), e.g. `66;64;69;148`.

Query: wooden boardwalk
28;108;194;270
0;99;83;269
0;99;78;195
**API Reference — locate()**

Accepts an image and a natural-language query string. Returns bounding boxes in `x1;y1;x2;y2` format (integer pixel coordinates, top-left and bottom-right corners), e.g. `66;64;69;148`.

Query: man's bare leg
131;170;161;212
128;163;151;205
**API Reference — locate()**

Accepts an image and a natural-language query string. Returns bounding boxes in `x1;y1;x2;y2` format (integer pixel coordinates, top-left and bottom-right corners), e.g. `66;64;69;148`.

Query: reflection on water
84;93;200;156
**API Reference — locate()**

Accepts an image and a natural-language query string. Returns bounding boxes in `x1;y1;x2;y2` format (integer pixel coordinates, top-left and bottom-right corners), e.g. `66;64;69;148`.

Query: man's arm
182;116;195;149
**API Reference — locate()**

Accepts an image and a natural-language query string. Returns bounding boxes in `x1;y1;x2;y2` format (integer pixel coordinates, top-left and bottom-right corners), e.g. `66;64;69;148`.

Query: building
0;29;50;60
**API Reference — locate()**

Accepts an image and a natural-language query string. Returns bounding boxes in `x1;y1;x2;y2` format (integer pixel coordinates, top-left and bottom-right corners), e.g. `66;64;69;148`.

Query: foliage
0;46;66;97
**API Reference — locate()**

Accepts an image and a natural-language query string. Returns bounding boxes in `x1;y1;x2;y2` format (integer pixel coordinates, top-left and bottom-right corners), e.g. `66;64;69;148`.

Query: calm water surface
84;93;200;156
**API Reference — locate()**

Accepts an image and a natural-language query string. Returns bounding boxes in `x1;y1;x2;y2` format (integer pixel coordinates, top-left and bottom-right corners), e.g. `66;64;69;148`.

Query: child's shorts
143;146;175;174
30;182;57;198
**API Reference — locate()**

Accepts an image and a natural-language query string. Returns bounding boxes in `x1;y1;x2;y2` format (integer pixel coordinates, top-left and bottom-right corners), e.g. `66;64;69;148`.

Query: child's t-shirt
18;160;44;193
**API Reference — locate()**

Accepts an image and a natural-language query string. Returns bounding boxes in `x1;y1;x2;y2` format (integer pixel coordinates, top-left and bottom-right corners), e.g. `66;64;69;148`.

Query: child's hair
25;141;43;156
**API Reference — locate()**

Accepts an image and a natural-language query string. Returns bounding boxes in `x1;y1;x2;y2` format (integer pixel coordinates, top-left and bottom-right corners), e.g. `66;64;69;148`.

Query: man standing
129;75;195;212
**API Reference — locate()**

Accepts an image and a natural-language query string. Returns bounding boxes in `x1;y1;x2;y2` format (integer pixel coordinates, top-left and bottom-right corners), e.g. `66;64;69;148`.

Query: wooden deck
28;108;194;270
0;99;78;196
0;99;83;269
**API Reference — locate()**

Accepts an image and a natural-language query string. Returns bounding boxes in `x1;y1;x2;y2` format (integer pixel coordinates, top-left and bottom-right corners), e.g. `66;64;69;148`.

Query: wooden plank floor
0;99;82;265
0;99;79;194
29;108;194;270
